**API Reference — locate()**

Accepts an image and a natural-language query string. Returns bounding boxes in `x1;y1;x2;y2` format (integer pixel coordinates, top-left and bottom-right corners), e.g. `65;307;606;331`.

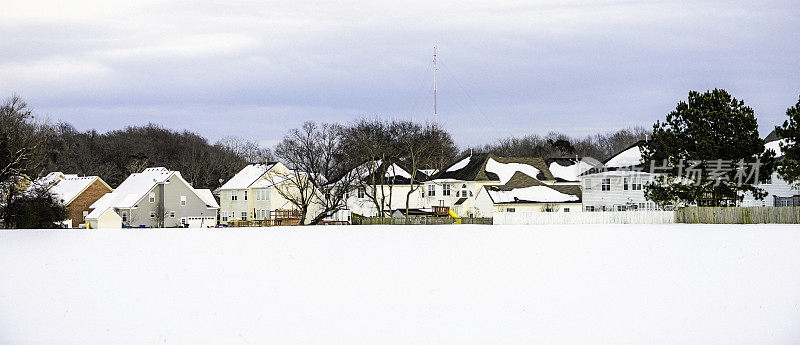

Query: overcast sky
2;0;798;148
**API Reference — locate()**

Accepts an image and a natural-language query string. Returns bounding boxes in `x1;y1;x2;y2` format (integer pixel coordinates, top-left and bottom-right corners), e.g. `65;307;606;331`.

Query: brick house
32;172;113;227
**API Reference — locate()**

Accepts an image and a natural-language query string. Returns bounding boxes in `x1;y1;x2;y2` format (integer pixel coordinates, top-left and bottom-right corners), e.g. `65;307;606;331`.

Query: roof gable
220;163;277;190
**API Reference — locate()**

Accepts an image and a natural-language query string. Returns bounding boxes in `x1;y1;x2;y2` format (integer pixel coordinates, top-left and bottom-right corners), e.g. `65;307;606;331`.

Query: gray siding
120;175;218;228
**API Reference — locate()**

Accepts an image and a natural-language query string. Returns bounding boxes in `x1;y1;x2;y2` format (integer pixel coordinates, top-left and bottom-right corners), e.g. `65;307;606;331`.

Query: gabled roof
430;154;554;183
219;163;278;190
29;172;111;205
603;140;646;168
484;172;581;205
546;158;601;182
87;167;217;220
764;129;782;143
580;141;649;177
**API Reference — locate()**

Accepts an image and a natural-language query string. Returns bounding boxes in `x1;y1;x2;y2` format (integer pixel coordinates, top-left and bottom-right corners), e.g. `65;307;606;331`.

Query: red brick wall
67;179;113;227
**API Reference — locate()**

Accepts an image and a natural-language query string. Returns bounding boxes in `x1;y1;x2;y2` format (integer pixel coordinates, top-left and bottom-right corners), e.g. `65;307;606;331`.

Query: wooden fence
352;216;493;225
493;211;676;225
675;206;800;224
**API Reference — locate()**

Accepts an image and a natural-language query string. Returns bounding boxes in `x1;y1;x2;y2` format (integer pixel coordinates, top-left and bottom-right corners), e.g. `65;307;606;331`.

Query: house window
264;190;270;200
244;191;248;201
231;190;238;201
564;207;570;212
585;205;595;212
632;177;643;190
241;211;247;220
170;211;175;218
83;210;89;219
506;207;515;212
357;187;365;198
181;217;187;225
428;185;436;197
121;212;128;222
221;211;228;221
180;195;186;206
623;178;629;190
149;192;155;203
443;184;451;196
150;211;156;218
461;184;467;197
764;174;773;185
638;202;646;210
616;205;626;211
602;178;611;191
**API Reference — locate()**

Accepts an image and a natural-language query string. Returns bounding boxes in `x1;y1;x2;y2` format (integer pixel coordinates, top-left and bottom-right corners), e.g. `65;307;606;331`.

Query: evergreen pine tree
641;89;775;207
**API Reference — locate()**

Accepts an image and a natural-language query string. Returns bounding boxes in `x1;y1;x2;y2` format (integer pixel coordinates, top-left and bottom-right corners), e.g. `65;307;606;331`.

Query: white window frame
428;185;435;197
602;178;611;191
180;195;187;206
244;191;248;201
231;190;238;201
443;184;451;196
149;192;155;203
221;211;228;221
357;187;365;199
241;211;247;220
170;211;175;218
150;211;156;218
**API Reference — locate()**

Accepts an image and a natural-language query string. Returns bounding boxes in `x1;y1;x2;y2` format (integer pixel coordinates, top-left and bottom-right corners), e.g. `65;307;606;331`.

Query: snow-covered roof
485;158;541;185
446;157;470;172
195;189;219;208
87;167;175;219
487;185;580;204
604;145;644;168
432;154;553;183
764;139;789;158
250;173;296;189
219;163;276;190
28;172;109;205
548;159;597;182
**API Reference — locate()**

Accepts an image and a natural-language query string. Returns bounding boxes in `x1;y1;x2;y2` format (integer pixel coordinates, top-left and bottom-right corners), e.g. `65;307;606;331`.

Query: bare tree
0;95;53;202
396;122;455;220
216;136;274;163
271;122;354;225
341;119;402;216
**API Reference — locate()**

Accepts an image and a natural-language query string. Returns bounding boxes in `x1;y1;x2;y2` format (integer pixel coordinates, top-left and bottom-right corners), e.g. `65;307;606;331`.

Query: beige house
219;162;319;225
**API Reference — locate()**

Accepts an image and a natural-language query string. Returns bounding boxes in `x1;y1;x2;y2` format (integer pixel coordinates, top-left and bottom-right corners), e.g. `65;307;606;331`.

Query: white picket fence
493;211;675;225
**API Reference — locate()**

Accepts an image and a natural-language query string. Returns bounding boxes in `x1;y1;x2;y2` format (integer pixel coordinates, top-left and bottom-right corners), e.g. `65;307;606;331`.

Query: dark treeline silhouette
43;122;271;189
462;126;652;161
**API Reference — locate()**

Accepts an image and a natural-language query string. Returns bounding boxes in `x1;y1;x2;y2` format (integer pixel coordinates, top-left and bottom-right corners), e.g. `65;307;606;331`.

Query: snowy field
1;225;800;344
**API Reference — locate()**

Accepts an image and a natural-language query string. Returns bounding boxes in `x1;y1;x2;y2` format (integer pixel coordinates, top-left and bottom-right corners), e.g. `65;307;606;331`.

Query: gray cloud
1;0;798;147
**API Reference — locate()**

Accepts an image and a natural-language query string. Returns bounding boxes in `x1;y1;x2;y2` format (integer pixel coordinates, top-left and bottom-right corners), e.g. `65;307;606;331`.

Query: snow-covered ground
1;225;800;344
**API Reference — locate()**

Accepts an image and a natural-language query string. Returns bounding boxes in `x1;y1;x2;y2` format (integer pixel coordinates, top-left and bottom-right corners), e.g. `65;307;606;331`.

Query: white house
740;130;799;206
218;162;320;225
424;154;582;217
333;161;428;221
579;141;662;211
86;167;219;228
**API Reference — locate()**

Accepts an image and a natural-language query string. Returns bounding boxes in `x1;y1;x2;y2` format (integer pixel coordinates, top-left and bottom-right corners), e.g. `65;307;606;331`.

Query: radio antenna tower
433;45;438;132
